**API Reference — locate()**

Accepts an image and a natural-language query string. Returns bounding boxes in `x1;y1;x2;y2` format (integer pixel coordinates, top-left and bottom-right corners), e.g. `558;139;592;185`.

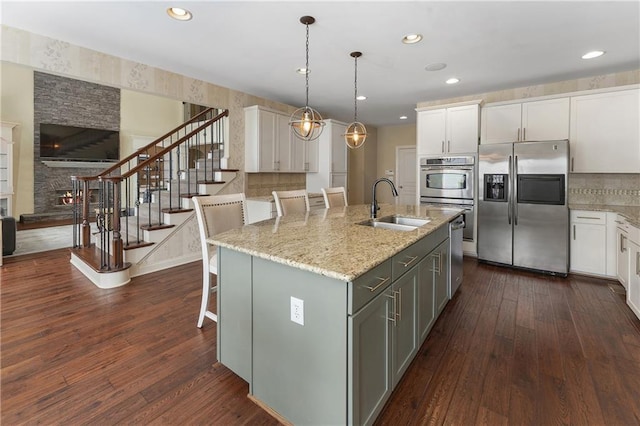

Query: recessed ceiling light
425;63;447;71
402;34;423;44
582;50;605;59
446;77;460;85
399;115;408;120
167;7;192;21
296;68;310;75
356;95;367;101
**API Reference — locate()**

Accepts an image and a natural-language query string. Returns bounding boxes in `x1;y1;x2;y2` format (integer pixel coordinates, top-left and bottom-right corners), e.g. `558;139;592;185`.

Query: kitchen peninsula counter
208;204;462;426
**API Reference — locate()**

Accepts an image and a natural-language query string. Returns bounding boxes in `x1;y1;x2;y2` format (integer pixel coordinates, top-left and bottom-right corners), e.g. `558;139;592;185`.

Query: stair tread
123;241;155;250
140;223;175;231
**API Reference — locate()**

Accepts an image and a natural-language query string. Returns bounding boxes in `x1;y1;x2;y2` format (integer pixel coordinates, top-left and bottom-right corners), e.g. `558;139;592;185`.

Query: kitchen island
208;204;462;425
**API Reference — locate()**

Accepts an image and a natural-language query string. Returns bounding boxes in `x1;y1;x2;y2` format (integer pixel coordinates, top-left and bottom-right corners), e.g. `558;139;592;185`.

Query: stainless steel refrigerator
478;140;569;275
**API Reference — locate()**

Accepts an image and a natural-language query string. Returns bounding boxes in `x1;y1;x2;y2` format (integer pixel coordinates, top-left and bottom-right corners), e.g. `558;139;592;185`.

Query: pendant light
289;16;325;141
344;51;367;149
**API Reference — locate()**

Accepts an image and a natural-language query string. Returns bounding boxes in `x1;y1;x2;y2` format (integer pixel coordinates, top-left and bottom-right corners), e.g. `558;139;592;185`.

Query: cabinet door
617;230;630;289
628;240;640;320
418;255;436;343
258;109;277;172
446;104;479;154
391;266;419;387
417;109;446;156
348;288;393;426
570;89;640;173
606;213;619;277
276;113;292;172
570;223;606;275
481;103;522;144
330;172;347;190
331;122;348;173
521;98;570;141
306;137;319;172
434;241;449;315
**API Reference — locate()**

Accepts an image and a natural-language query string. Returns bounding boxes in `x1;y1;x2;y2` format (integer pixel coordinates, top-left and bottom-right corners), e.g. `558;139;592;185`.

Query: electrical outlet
290;296;304;326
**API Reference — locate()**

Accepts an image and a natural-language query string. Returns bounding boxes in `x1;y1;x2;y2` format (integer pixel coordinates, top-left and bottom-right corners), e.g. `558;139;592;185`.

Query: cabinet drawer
309;196;325;210
349;259;392;315
571;210;606;225
392;225;449;282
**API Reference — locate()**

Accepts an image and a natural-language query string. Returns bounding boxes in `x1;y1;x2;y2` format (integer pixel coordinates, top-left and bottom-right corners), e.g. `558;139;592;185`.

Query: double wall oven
420;156;475;241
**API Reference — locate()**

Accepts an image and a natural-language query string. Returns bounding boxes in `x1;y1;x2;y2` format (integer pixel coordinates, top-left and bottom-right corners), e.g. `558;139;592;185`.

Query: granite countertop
569;204;640;228
208;204;462;282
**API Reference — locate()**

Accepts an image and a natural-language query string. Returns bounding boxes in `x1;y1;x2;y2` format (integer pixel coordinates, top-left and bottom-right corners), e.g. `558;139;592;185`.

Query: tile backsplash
569;173;640;206
245;173;306;197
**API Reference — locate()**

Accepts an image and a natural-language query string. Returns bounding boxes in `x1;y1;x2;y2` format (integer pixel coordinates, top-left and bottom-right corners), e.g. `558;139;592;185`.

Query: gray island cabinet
208;205;460;425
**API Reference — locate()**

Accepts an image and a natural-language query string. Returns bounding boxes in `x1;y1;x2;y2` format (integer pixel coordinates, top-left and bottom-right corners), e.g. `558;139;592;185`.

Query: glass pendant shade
290;16;325;142
345;51;367;149
345;122;367;149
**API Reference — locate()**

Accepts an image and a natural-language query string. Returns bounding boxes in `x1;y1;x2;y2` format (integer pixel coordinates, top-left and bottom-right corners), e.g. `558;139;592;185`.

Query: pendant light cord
305;23;310;108
354;55;358;121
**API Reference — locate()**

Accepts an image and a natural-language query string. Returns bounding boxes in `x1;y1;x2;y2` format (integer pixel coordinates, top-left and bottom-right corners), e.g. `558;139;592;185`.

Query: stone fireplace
26;72;120;222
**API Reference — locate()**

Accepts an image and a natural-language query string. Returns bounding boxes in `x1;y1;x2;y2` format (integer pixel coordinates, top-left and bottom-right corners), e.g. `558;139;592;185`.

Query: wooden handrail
121;109;228;180
99;106;219;177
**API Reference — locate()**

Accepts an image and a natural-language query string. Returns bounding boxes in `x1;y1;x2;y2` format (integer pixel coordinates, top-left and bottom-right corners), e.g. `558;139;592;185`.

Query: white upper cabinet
417;103;479;156
570;88;640;173
306;120;348;194
245;105;314;173
481;97;570;144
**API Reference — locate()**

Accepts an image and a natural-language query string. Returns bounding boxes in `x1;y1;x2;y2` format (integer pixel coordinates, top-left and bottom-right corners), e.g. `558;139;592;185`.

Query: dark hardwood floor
2;250;639;425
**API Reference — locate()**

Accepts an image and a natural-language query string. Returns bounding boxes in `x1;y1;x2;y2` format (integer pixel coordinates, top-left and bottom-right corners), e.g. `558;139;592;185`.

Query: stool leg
197;268;210;328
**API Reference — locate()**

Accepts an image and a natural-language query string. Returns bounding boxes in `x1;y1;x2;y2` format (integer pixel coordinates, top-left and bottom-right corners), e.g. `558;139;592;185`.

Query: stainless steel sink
358;215;431;231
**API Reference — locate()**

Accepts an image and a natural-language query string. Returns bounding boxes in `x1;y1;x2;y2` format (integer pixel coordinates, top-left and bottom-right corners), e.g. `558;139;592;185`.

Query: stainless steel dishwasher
450;216;464;297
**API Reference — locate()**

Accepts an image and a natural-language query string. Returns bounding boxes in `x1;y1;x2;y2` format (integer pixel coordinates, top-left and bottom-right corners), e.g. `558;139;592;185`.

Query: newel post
106;177;124;268
79;177;92;247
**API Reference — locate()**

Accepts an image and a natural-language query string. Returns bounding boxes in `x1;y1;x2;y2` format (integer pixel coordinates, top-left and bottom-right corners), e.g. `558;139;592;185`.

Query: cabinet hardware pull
447;140;451;152
577;216;600;220
621;235;627;253
517;128;521;141
573;224;576;240
441;141;445;153
571;157;574;172
395;289;402;321
637;252;640;276
386;292;397;324
523;128;526;141
431;252;442;274
399;255;418;267
615;220;624;225
364;276;390;292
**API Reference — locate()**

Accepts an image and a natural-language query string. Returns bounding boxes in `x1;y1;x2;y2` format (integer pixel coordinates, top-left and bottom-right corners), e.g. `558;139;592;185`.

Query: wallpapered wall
0;25;300;217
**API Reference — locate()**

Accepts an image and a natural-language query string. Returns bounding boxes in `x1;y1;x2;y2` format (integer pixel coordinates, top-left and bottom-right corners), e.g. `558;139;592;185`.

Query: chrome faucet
371;178;399;219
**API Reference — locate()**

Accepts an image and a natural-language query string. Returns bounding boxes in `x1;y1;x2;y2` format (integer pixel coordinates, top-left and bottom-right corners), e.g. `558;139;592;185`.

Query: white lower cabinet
617;217;631;289
627;228;640;320
570;210;607;276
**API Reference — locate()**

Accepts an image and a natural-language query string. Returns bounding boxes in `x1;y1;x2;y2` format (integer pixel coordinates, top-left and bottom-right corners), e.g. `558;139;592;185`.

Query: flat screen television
40;123;120;162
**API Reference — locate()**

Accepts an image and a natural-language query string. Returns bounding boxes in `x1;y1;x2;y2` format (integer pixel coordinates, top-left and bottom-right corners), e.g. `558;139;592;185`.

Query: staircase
69;108;237;288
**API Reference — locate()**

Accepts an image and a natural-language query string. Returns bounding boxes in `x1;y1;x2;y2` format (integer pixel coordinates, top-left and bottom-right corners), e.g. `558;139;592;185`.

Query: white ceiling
2;1;639;127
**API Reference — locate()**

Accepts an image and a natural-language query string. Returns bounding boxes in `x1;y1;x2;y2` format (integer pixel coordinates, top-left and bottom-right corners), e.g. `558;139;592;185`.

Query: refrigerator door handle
513;155;518;226
507;155;512;225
